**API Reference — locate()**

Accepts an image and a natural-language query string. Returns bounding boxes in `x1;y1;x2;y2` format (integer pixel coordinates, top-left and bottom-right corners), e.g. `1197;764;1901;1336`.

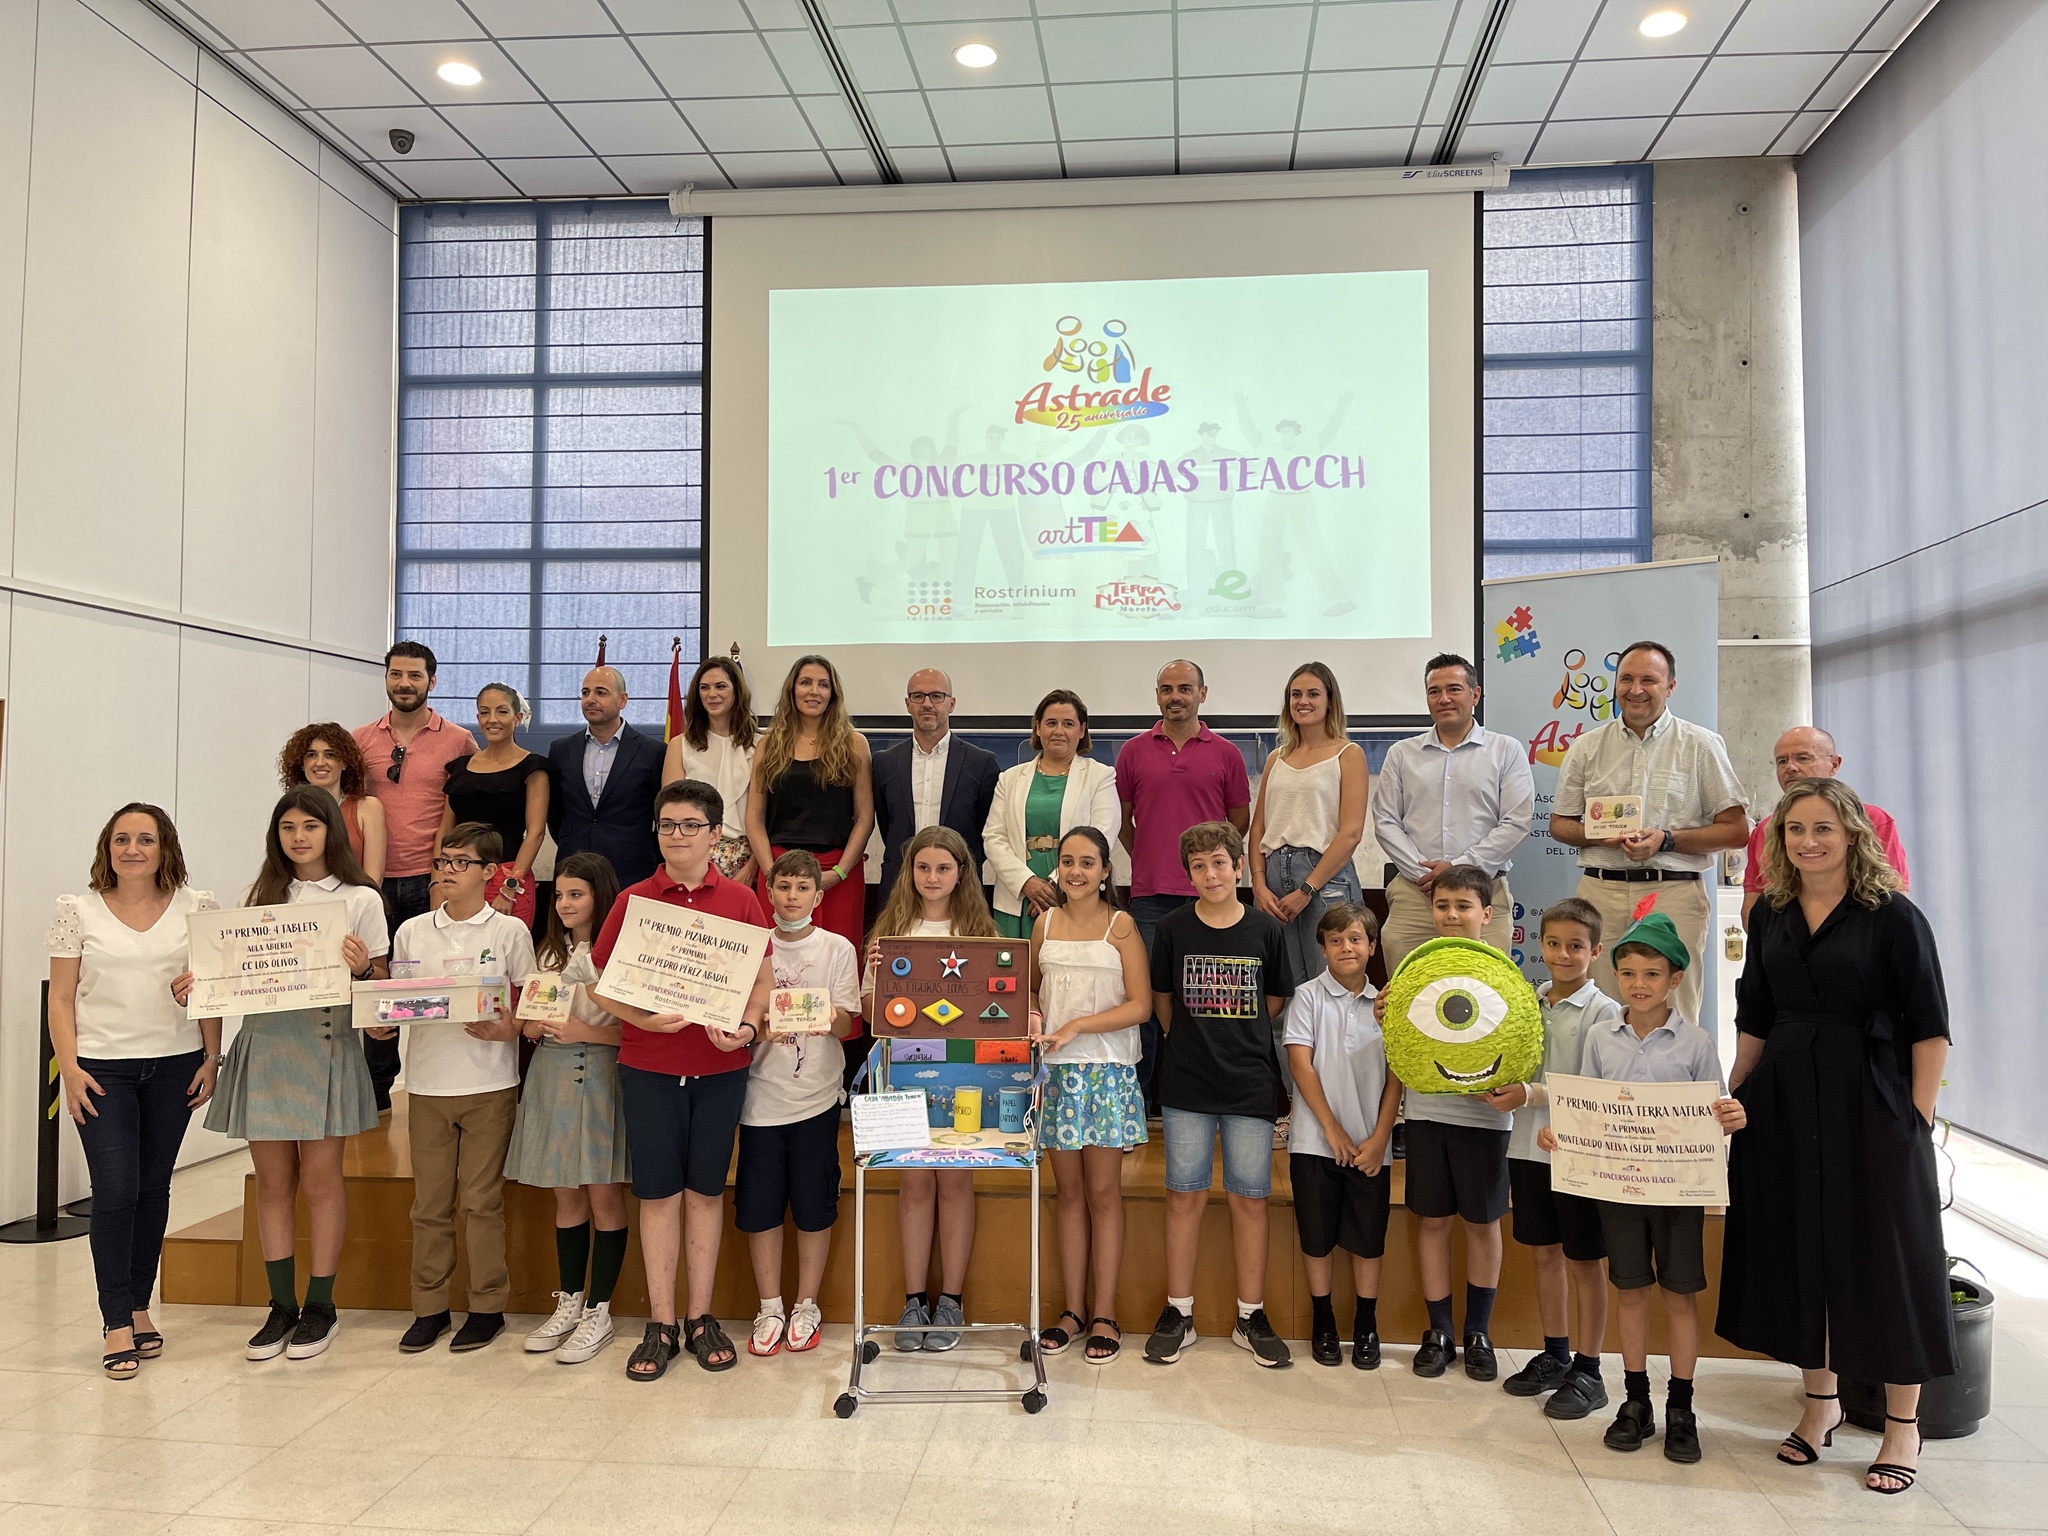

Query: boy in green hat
1538;907;1745;1464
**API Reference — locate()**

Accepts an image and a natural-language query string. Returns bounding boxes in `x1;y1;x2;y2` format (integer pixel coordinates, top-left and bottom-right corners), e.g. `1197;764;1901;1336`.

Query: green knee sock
304;1274;336;1311
264;1256;296;1310
588;1227;629;1306
555;1221;593;1296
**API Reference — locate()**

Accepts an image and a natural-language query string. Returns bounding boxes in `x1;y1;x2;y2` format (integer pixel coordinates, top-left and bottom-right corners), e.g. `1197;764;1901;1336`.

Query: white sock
1168;1295;1194;1319
760;1295;784;1317
1237;1299;1259;1322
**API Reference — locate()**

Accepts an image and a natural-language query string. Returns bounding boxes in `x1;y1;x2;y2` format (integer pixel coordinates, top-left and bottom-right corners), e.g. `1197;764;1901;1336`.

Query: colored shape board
869;935;1034;1039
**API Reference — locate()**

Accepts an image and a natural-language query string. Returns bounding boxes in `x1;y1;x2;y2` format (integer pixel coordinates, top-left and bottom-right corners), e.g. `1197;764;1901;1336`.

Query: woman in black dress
439;683;550;925
1718;776;1952;1496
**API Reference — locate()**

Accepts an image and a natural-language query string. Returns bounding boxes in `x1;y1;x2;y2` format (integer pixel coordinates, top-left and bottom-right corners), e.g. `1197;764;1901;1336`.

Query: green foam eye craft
1383;937;1543;1094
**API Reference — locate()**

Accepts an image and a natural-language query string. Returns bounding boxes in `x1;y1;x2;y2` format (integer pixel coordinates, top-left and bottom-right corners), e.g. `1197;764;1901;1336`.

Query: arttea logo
1037;513;1149;551
1094;578;1181;615
1015;316;1171;432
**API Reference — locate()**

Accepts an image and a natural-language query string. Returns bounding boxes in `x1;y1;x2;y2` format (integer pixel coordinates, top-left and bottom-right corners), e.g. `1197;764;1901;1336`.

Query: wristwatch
1659;830;1677;853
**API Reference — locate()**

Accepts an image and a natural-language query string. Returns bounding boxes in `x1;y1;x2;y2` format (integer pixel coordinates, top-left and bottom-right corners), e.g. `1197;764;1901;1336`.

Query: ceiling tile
836;27;921;91
900;20;1048;88
246;45;417;109
610;0;757;28
1310;1;1459;71
1722;0;1893;53
1682;52;1840;114
1529;116;1663;165
946;142;1065;179
1456;121;1540;164
1177;132;1293;171
926;85;1056;144
747;0;812;26
764;30;841;94
1178;5;1312;76
1651;112;1794;158
437;102;588;156
1424;67;1463;121
721;149;839;186
320;104;478;158
1468;60;1567;123
496;156;624;195
1771;109;1834;154
677;95;822;152
376;41;543;102
1491;0;1600;65
865;90;941;145
499;36;662;100
1177;74;1304;136
1807;53;1885;112
635;32;789;97
170;0;352;50
1293;126;1415;166
378;157;519;197
559;99;702;153
1298;68;1432;131
1060;137;1176;175
1860;0;1937;51
819;0;896;23
1579;0;1745;60
828;147;885;183
798;94;865;150
1553;56;1703;119
890;145;955;180
465;0;618;37
604;151;729;191
1039;13;1174;84
1051;80;1175;140
323;0;483;44
883;0;1031;19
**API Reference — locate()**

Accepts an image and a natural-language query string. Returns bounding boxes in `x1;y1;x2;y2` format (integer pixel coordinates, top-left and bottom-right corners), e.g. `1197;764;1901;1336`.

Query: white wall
0;0;398;1218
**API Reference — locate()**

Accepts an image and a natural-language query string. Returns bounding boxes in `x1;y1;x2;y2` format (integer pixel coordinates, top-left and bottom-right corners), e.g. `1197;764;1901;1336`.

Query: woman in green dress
983;690;1122;940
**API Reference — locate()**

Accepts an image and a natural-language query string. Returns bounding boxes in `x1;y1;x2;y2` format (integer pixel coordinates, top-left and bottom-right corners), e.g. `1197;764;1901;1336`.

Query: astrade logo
1015;316;1170;431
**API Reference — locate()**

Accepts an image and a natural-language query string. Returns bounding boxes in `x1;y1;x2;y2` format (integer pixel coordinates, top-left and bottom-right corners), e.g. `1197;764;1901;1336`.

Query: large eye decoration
1405;976;1509;1045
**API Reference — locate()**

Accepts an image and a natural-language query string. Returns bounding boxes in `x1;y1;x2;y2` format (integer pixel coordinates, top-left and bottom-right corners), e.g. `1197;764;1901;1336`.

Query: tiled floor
5;1150;2048;1534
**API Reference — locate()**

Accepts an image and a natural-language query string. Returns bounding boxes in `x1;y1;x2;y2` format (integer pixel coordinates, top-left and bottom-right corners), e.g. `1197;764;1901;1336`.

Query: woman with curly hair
743;655;873;950
1717;776;1953;1497
279;723;386;883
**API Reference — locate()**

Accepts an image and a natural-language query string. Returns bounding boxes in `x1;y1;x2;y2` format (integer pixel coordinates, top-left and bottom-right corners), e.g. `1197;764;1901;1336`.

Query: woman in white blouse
49;804;222;1379
661;656;758;883
983;690;1121;939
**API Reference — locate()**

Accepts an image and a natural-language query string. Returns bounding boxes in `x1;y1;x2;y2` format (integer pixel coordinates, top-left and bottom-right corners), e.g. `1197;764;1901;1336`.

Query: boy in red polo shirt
593;778;774;1382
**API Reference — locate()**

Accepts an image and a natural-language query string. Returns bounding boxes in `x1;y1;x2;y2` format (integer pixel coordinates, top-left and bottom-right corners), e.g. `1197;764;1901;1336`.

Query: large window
396;201;705;732
1480;165;1652;577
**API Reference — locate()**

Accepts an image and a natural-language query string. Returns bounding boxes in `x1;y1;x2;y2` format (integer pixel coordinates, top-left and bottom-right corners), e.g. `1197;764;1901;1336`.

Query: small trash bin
1843;1267;1995;1439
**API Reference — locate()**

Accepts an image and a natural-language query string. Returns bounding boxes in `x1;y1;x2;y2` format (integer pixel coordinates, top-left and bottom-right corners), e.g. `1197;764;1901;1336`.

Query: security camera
389;128;415;155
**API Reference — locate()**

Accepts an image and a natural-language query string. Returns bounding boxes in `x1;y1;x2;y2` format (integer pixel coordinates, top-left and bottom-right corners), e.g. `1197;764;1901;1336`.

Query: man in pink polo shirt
1741;724;1909;922
1116;658;1252;1111
354;642;479;1109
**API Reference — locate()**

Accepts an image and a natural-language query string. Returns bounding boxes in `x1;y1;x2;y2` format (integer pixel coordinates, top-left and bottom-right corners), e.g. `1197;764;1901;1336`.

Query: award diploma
593;896;770;1032
187;903;350;1018
1546;1073;1729;1206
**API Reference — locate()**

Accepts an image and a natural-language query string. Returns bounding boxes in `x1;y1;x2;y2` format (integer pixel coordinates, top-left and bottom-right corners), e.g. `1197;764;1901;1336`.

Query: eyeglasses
430;855;482;872
656;818;712;837
906;691;952;705
386;745;406;783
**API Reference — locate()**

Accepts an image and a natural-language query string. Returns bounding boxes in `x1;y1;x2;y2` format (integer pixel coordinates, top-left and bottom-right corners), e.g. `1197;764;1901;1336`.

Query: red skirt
759;846;866;951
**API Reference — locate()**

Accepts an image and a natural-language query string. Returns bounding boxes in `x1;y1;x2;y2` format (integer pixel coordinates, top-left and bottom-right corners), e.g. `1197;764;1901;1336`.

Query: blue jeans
1128;894;1189;1113
74;1051;202;1330
1262;846;1362;1108
1160;1107;1275;1198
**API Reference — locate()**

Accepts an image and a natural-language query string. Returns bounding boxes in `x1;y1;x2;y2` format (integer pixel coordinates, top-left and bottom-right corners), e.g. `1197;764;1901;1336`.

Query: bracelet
831;865;848;880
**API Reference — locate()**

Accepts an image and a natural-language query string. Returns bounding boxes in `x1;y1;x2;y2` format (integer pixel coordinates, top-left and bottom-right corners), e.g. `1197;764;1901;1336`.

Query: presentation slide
766;271;1431;648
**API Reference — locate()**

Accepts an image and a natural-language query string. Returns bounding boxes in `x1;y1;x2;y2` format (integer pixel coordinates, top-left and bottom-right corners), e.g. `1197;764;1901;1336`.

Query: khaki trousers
1381;874;1515;972
407;1087;517;1315
1575;873;1712;1027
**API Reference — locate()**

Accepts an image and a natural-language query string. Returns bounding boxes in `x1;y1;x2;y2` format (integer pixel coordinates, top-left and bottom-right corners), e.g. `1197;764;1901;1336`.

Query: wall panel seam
0;574;384;664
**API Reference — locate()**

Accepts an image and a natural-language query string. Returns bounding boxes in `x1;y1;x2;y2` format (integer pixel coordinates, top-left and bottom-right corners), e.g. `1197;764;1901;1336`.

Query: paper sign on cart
1546;1073;1729;1206
187;902;350;1019
851;1091;932;1156
593;895;770;1032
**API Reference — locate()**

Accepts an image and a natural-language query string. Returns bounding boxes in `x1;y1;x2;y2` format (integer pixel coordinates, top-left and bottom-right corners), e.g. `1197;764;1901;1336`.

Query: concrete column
1650;157;1811;816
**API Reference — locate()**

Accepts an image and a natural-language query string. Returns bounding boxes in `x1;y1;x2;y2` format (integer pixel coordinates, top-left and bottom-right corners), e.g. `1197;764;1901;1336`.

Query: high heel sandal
101;1326;141;1381
1777;1391;1842;1465
1867;1414;1921;1495
133;1330;164;1359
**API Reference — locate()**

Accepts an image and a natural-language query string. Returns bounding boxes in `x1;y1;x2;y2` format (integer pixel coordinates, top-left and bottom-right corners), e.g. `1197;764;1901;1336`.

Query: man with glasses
591;779;773;1379
547;666;666;887
355;641;478;1110
871;667;1000;898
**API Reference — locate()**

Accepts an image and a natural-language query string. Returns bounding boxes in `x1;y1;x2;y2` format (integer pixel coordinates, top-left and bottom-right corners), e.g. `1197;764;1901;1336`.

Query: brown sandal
685;1313;738;1372
626;1321;680;1381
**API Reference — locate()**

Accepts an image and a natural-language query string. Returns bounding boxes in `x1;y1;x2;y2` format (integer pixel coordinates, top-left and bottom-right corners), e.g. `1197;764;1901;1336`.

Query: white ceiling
154;0;1936;200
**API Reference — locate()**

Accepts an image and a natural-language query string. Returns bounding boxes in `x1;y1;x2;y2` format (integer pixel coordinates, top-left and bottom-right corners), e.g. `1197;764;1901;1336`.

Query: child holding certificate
1537;911;1744;1464
506;852;630;1365
862;826;997;1353
208;787;388;1364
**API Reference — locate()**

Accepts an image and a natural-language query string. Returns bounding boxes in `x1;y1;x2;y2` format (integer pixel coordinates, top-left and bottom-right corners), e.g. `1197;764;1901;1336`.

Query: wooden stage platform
163;1093;1751;1355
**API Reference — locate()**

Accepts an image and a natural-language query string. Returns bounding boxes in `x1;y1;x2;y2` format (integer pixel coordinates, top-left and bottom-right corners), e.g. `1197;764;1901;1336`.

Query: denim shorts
1160;1107;1275;1198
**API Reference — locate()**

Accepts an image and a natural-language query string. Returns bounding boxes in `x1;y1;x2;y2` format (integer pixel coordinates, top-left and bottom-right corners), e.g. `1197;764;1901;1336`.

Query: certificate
1546;1073;1729;1206
516;973;573;1024
187;903;350;1019
1584;794;1644;840
851;1091;933;1156
768;987;836;1034
593;895;770;1032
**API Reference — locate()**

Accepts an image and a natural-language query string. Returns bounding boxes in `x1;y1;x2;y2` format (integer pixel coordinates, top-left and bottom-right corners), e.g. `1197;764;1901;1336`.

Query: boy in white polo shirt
373;822;534;1356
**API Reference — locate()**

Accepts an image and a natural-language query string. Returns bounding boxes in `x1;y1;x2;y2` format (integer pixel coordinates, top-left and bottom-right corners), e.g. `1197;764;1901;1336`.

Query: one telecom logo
1013;316;1171;432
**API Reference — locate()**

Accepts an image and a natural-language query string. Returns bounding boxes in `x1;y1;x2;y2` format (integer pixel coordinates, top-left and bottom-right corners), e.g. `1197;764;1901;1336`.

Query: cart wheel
1021;1388;1047;1414
1018;1339;1036;1363
860;1340;880;1365
833;1393;858;1419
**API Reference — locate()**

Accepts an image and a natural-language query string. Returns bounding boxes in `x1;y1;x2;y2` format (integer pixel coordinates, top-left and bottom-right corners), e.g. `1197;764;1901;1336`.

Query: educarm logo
1014;316;1170;432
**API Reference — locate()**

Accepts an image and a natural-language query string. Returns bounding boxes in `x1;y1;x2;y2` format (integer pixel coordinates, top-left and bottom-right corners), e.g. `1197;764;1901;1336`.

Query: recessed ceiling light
953;42;998;68
1638;9;1687;38
436;60;483;86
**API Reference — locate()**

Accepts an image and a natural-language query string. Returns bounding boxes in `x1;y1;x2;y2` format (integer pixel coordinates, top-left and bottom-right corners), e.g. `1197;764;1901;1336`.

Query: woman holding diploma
49;804;221;1378
279;724;386;883
745;654;873;952
207;786;389;1363
439;683;549;925
507;852;632;1364
1718;777;1952;1496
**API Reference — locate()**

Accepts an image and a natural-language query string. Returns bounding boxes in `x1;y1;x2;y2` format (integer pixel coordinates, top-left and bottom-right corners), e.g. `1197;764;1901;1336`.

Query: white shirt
391;903;535;1096
743;927;861;1127
1509;977;1623;1163
278;874;391;959
1553;709;1747;873
47;887;219;1059
678;732;754;840
1259;744;1358;855
1371;723;1535;881
1281;970;1386;1159
911;731;952;832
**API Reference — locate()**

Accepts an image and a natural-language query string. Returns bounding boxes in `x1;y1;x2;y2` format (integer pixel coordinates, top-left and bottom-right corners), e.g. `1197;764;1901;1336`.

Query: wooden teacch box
869;934;1032;1040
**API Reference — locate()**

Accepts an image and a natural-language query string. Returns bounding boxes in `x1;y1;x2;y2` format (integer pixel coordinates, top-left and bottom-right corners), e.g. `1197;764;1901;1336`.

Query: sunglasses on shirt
386;745;406;783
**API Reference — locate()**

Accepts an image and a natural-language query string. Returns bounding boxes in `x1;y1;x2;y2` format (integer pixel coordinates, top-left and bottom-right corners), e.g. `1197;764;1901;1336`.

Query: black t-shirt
1150;903;1295;1119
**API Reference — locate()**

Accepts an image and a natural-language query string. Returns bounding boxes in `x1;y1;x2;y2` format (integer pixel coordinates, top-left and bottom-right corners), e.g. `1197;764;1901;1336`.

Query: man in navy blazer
547;666;665;886
873;668;1001;896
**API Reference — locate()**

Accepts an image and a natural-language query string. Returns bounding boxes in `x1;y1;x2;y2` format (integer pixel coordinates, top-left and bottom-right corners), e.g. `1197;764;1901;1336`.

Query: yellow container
952;1086;983;1133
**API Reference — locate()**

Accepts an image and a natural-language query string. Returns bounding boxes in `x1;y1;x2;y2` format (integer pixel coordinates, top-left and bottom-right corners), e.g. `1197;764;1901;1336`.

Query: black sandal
1867;1414;1921;1495
685;1313;738;1372
101;1327;140;1381
1778;1391;1843;1466
1039;1310;1086;1355
626;1321;680;1382
133;1330;164;1360
1084;1318;1121;1365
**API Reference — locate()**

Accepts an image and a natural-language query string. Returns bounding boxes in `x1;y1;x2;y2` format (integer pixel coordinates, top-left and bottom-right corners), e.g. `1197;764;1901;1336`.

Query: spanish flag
665;638;685;743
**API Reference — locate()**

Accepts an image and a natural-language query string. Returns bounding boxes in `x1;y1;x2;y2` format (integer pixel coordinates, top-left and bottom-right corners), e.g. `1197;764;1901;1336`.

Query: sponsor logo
905;579;953;619
1209;570;1251;602
1037;514;1149;551
1015;315;1171;432
1094;578;1181;615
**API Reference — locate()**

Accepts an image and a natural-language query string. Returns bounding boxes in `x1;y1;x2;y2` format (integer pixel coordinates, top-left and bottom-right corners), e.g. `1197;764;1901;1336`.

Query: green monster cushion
1383;936;1543;1094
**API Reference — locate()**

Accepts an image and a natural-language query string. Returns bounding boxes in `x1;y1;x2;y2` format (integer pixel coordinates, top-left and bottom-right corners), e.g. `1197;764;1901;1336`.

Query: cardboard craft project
1382;936;1542;1094
870;935;1033;1040
352;976;512;1029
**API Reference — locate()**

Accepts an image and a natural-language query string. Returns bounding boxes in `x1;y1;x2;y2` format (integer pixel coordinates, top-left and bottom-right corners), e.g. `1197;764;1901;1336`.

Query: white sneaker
750;1304;787;1357
787;1299;823;1353
525;1290;584;1353
555;1301;614;1364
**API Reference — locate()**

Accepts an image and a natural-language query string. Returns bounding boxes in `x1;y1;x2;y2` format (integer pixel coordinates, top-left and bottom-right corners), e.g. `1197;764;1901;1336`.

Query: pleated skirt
205;1005;379;1142
505;1041;631;1188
